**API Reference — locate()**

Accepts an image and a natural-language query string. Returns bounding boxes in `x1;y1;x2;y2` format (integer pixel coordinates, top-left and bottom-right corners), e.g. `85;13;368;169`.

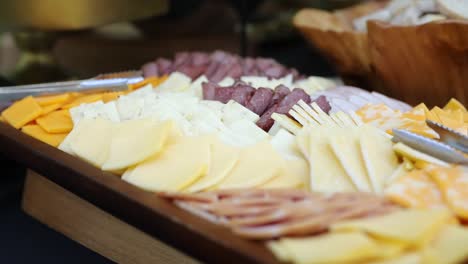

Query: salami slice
142;62;158;77
246;88;274;115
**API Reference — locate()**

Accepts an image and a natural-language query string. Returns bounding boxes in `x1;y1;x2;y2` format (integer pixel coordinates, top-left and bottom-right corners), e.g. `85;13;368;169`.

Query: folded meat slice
245;88;274;115
230;85;255;105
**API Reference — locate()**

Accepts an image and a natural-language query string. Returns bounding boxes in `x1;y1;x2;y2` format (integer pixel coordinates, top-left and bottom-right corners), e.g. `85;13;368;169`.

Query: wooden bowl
294;2;468;107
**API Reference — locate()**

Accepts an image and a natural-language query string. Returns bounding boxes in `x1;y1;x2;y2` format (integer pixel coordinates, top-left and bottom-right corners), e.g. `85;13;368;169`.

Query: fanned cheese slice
261;157;309;190
331;209;453;247
308;127;355;192
329;127;372;192
360;125;399;193
428;166;468;220
422;225;468;264
216;141;284;189
187;138;240;192
272;232;378;264
385;169;446;209
70;118;114;167
123;135;212;192
101;119;172;171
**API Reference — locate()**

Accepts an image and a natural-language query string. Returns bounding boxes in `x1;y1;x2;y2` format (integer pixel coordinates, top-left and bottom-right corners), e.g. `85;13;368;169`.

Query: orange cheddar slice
61;94;103;109
1;96;43;129
34;93;72;106
40;103;63;116
22;124;67;147
36;110;73;133
385;169;447;209
429;166;468;220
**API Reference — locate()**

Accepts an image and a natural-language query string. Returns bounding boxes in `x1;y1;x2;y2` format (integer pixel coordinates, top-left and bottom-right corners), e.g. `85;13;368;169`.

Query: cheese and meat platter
0;50;467;264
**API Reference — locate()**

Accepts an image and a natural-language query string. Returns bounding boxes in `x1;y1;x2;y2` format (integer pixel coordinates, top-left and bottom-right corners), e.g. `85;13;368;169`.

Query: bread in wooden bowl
294;0;468;107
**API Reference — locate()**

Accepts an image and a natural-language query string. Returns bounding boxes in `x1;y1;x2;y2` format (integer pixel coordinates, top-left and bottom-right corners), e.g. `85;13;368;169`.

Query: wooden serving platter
0;122;279;264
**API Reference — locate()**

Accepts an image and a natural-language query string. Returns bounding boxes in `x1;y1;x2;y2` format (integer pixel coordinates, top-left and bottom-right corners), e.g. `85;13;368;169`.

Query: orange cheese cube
22;124;67;147
61;94;103;109
36;110;73;133
429;166;468;220
102;91;125;103
1;96;43;129
34;93;72;106
385;169;447;209
41;103;63;116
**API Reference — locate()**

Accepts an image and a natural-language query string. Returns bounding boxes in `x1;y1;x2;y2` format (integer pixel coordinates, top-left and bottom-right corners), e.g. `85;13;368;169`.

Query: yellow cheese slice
34;93;72;106
271;113;302;135
422;225;468;264
274;232;378;264
21;125;67;147
308;127;355;192
267;240;293;262
36;110;73;133
367;252;422;264
443;98;467;112
385;160;411;187
371;238;409;260
331;209;453;247
428;166;468;220
261;157;309;189
385;169;446;209
187;138;240;192
61;94;103;109
393;143;450;168
123;135;212;192
329;127;372;192
2;96;43;129
101;119;173;171
216;141;285;189
360;125;399;193
69;118;114;167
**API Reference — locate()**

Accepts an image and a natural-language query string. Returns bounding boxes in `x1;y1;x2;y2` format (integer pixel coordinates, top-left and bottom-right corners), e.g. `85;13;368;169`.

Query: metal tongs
392;120;468;165
0;71;143;103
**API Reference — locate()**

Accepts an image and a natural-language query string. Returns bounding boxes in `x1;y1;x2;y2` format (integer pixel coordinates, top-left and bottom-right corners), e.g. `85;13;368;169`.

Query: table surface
0;38;334;263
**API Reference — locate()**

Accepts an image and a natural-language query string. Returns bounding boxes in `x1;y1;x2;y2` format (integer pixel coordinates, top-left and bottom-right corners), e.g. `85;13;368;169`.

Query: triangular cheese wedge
329;127;372;192
360;125;399;193
261;157;309;190
308;127;355;192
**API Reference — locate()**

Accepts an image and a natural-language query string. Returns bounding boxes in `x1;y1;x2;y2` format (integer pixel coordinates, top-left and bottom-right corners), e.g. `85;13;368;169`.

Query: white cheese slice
308;127;355;192
69;118;115;167
270;128;301;160
101;119;173;171
360;125;399;193
216;140;284;189
329;128;372;192
189;75;208;98
187;138;240;192
222;100;259;124
116;96;145;121
218;77;235;87
227;119;269;147
123;135;212;192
